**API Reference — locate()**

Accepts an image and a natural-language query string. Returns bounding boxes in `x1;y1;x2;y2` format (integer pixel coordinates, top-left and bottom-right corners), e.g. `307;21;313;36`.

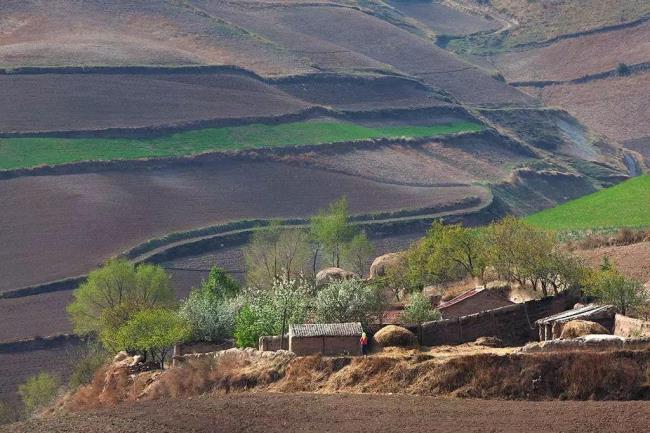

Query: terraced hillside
0;0;638;409
443;0;650;162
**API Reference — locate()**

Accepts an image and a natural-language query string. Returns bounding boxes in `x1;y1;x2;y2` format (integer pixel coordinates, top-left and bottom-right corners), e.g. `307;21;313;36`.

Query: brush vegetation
0;121;483;170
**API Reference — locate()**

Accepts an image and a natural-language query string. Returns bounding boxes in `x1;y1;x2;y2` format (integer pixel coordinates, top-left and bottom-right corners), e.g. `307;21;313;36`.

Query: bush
617;62;631;76
0;401;16;426
67;341;109;391
18;372;59;415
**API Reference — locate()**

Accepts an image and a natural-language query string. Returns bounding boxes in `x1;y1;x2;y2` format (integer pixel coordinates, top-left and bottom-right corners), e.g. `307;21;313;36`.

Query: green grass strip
526;175;650;231
0;121;483;170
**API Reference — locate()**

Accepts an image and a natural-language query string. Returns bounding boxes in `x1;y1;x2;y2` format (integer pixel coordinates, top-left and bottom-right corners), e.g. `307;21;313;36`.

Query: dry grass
62;349;650;410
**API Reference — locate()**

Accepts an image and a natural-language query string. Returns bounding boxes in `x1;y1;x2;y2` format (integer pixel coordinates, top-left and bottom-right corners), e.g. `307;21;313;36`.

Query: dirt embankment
61;348;650;413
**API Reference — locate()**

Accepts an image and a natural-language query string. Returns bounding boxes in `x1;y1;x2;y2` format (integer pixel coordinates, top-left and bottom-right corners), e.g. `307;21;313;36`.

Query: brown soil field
574;241;650;285
194;1;533;106
0;159;488;292
496;21;650;82
0;0;312;75
0;291;74;342
0;0;534;107
7;392;650;433
0;72;447;134
527;74;650;142
478;0;650;46
385;0;500;36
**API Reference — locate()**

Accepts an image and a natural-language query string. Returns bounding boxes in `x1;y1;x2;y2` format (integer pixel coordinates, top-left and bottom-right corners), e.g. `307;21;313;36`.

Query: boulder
373;325;418;348
369;252;404;279
315;267;357;288
559;320;609;339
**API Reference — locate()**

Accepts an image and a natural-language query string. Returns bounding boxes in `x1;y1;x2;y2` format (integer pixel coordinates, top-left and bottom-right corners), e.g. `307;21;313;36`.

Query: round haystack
315;267;357;288
559;320;609;339
369;252;404;279
373;325;418;348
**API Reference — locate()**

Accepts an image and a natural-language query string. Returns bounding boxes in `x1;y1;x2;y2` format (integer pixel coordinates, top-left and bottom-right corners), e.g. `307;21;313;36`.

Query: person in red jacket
360;332;369;356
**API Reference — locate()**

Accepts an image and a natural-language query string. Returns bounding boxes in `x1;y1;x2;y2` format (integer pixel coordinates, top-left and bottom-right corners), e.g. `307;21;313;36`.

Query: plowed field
5;392;650;433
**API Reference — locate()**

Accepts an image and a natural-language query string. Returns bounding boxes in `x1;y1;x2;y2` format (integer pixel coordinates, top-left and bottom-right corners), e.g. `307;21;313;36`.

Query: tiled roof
535;304;616;325
437;287;512;310
289;322;363;338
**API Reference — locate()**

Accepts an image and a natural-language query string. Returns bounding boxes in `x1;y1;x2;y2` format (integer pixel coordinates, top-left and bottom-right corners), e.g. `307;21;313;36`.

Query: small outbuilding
289;322;363;356
535;304;616;341
437;287;514;318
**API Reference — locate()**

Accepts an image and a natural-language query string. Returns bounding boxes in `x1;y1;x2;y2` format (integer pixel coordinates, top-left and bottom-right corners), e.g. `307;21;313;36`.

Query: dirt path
6;392;650;433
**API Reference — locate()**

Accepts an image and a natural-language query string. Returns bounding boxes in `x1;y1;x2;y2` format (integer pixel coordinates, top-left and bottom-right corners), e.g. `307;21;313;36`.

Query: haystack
368;252;404;279
559;320;609;339
373;325;418;348
315;267;357;288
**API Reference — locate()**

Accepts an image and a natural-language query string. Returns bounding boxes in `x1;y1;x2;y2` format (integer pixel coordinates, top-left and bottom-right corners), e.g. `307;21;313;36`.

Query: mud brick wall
614;314;650;337
421;293;578;346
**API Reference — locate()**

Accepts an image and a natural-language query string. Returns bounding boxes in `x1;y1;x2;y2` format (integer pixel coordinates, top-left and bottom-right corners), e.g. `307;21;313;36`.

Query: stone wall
421;292;577;346
614;314;650;337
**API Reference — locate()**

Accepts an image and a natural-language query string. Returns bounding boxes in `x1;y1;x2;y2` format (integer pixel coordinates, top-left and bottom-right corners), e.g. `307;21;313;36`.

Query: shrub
18;372;59;415
617;62;631;76
0;401;16;425
68;340;109;391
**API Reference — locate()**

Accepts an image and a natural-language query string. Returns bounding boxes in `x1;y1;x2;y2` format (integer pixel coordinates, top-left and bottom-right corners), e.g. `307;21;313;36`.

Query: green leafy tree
67;260;175;348
401;292;441;343
583;266;648;316
201;266;240;301
18;372;59;416
234;277;312;348
245;224;312;288
311;197;355;268
113;308;191;369
404;221;486;288
315;278;386;326
343;232;375;277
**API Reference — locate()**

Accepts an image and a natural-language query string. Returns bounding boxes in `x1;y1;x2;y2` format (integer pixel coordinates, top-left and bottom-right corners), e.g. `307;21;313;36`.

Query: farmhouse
289;322;363;356
437;287;514;318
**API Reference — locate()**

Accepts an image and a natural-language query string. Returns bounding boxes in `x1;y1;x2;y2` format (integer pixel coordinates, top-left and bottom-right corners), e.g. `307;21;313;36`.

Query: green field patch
526;175;650;231
0;121;483;170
